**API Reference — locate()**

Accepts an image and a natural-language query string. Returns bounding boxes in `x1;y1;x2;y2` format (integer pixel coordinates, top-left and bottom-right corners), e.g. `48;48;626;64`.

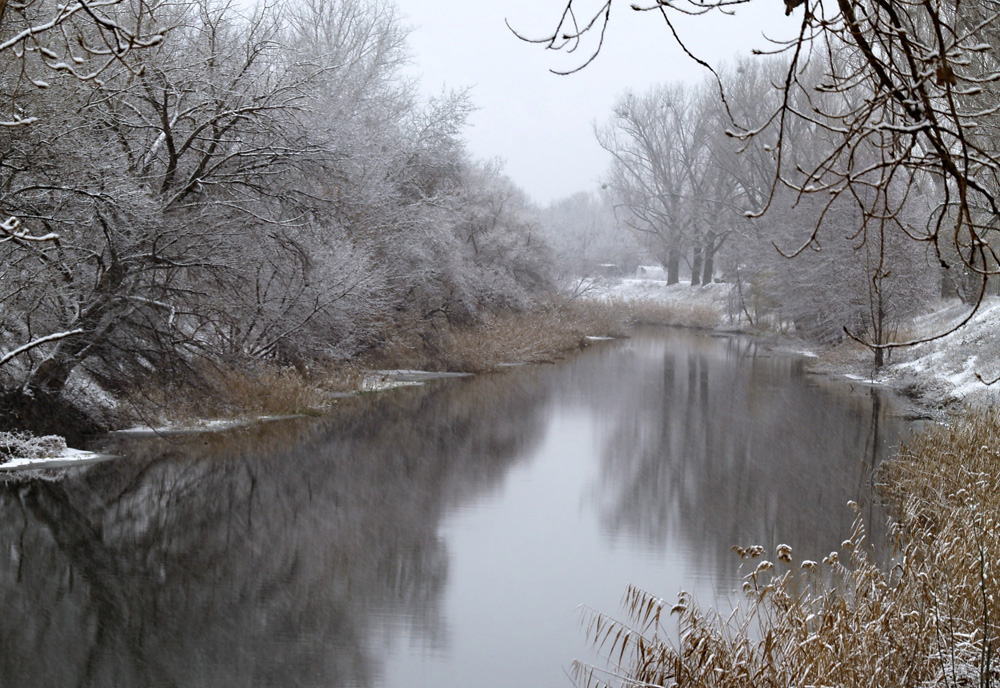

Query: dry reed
577;408;1000;688
127;296;720;424
134;359;366;425
366;297;719;373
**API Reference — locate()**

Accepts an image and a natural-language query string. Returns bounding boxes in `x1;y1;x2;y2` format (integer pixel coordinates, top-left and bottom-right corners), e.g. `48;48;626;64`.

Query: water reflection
569;331;902;590
0;377;549;688
0;329;908;688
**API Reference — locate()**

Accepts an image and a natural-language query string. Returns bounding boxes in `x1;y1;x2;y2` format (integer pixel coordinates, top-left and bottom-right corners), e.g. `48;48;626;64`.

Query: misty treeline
0;0;554;427
538;0;1000;369
597;56;951;357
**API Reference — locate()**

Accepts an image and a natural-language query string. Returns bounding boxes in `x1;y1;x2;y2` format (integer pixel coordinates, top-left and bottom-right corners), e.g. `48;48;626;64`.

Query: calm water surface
0;329;907;687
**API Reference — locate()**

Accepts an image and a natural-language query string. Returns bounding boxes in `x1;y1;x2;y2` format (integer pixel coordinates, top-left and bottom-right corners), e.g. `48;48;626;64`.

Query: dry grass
362;300;633;373
366;298;719;373
815;337;874;369
199;362;365;415
611;297;722;329
126;296;720;425
577;408;1000;688
133;359;366;425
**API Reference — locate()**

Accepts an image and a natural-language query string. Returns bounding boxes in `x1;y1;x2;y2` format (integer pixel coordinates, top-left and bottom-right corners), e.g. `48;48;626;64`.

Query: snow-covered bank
589;277;1000;415
584;277;734;314
799;297;1000;415
886;297;1000;407
0;432;114;472
0;448;115;472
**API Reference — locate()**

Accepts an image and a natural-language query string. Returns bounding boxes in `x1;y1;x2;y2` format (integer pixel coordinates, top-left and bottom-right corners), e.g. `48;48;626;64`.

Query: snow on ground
109;370;475;440
586;277;732;308
362;369;473;392
587;277;1000;411
880;297;1000;408
110;414;311;438
0;446;114;472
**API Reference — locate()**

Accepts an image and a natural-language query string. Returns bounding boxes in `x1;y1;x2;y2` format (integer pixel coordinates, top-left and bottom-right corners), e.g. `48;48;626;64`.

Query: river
0;328;908;687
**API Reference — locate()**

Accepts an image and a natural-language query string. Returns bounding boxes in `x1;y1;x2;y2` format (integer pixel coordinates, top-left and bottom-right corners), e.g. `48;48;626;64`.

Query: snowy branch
0;329;85;369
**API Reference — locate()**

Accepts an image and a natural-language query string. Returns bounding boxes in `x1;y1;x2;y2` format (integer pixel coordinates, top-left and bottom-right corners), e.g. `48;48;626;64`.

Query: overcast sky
395;0;793;207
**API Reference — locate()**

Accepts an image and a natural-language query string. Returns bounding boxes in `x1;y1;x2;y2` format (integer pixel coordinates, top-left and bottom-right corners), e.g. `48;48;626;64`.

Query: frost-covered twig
0;329;85;369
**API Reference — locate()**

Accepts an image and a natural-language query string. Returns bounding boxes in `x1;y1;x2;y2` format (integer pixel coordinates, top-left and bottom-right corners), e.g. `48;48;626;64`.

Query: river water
0;329;907;688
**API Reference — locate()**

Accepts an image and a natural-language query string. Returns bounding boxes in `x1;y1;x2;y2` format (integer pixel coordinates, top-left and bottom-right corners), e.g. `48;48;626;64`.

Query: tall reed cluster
577;409;1000;688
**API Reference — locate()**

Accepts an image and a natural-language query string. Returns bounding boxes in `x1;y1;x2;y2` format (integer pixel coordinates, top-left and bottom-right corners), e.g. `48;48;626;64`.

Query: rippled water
0;329;908;687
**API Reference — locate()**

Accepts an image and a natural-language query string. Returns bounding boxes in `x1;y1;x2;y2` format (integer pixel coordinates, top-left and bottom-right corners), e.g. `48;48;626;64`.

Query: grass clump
577;408;1000;688
0;431;66;463
613;297;721;329
132;359;366;426
363;300;633;373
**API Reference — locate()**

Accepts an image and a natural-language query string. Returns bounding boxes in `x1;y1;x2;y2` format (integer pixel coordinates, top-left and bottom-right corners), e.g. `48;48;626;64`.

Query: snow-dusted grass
579;409;1000;688
0;431;65;461
0;431;110;471
576;278;731;332
585;279;729;321
883;297;1000;407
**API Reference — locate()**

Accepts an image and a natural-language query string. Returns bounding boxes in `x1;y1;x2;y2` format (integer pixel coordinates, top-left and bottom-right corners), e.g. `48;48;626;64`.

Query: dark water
0;329;907;688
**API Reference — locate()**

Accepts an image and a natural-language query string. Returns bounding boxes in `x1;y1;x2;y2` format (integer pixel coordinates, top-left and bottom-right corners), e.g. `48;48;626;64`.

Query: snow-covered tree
533;0;1000;348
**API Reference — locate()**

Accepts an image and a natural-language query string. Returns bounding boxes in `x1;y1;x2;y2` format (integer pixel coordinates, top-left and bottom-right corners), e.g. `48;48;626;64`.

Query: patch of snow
0;447;114;471
109;414;312;437
879;297;1000;408
362;369;474;392
361;376;423;393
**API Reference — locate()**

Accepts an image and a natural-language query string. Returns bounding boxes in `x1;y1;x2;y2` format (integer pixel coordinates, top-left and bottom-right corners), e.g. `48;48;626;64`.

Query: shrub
577;409;1000;688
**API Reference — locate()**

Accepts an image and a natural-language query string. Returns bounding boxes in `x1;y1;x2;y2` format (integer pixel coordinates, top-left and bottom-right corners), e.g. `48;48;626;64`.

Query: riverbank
0;292;722;469
579;405;1000;688
804;297;1000;416
5;278;989;464
589;278;1000;418
570;287;1000;685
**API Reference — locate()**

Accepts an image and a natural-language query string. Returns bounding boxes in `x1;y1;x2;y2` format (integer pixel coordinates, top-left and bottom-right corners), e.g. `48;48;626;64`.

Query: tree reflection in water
578;329;906;590
0;375;549;688
0;330;909;688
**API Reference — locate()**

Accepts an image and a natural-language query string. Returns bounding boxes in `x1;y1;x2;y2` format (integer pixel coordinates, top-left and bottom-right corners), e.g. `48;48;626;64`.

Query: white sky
395;0;794;206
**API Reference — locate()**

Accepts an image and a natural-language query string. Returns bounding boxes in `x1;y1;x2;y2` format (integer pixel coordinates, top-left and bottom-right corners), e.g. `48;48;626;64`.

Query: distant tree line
0;0;551;430
526;0;1000;365
596;56;941;360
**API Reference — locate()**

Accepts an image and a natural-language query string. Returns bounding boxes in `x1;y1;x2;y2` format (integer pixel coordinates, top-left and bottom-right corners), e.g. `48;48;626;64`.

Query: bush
0;431;67;463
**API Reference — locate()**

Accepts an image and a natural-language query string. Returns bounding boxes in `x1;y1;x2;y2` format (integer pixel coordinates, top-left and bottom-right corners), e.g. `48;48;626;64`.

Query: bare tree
599;82;738;285
598;85;696;284
530;0;1000;349
0;0;165;126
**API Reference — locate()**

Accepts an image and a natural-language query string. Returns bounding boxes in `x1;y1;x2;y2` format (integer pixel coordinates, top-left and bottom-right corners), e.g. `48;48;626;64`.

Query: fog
397;0;793;203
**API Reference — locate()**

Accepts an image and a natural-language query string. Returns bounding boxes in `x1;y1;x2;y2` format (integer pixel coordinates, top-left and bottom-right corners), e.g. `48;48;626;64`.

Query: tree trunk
702;238;715;285
873;290;886;368
690;242;703;287
666;247;680;285
26;259;128;396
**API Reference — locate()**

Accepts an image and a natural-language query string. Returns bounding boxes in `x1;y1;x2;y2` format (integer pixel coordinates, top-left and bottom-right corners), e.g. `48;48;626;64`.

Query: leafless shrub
0;431;65;463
